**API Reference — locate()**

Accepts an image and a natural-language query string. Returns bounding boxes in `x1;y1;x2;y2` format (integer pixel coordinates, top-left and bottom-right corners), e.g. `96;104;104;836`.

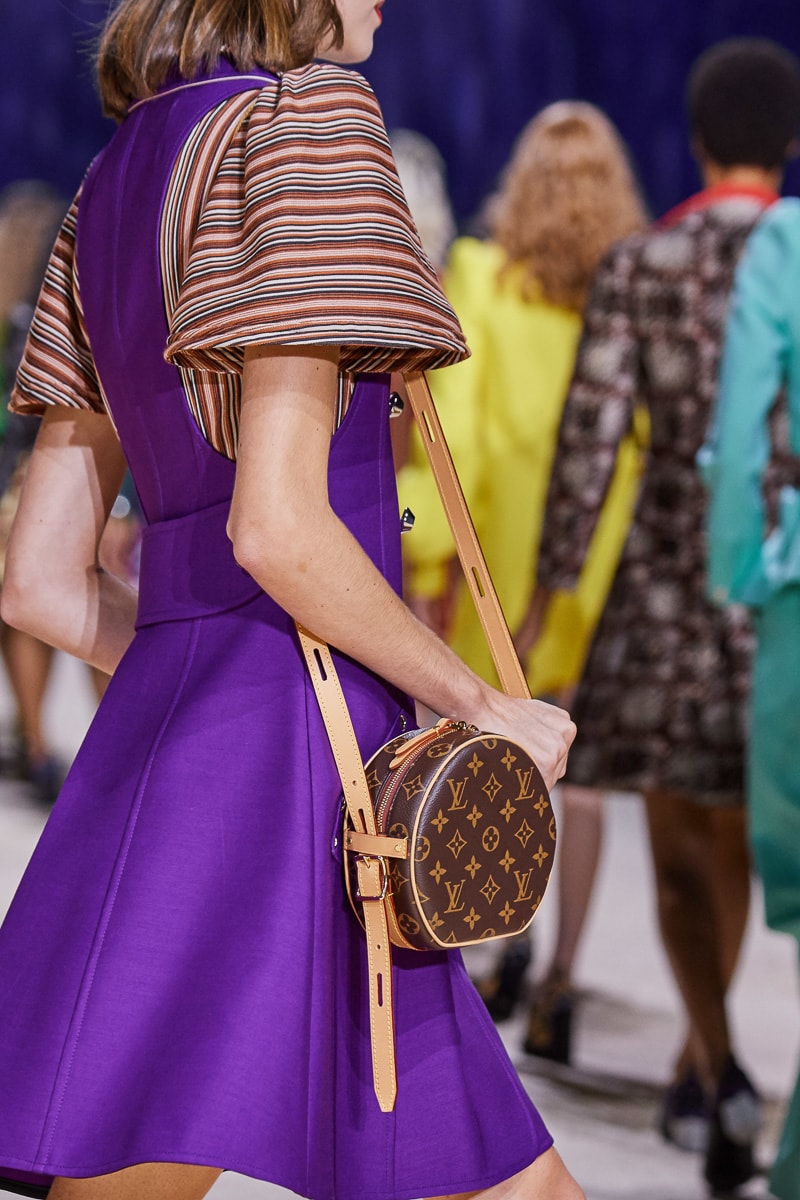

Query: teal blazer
700;198;800;605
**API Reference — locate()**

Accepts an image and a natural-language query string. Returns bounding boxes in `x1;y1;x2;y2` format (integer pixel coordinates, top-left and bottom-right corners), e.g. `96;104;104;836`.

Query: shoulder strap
403;370;529;699
295;369;530;1113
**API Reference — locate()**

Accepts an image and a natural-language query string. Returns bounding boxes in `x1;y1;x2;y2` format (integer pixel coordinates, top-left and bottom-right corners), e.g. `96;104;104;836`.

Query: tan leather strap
346;830;409;859
403;370;530;699
295;624;397;1112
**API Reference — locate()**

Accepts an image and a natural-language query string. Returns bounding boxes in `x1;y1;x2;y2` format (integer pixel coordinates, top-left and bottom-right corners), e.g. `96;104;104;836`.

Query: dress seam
35;621;202;1163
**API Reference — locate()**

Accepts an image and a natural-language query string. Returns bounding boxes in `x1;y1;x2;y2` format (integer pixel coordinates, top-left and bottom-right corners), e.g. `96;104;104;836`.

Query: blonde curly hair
488;101;647;312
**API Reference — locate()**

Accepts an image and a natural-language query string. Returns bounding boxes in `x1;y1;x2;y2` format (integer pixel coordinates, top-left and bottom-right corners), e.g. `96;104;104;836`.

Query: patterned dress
0;62;553;1199
537;187;778;804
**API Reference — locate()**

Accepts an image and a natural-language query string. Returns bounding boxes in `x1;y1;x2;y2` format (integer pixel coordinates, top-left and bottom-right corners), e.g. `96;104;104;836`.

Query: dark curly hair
687;38;800;169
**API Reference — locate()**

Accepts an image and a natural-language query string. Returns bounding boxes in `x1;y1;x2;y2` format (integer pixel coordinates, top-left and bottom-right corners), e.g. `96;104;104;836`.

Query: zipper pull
388;718;456;770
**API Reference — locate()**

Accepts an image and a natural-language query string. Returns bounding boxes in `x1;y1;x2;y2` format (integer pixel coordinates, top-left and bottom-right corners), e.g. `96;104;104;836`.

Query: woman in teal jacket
701;197;800;1200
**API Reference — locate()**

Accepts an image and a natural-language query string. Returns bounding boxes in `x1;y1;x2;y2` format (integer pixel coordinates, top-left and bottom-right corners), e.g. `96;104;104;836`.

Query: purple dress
0;62;552;1199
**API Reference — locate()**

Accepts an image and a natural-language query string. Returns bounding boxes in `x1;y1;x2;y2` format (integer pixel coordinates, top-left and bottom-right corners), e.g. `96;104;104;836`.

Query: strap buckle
354;855;389;902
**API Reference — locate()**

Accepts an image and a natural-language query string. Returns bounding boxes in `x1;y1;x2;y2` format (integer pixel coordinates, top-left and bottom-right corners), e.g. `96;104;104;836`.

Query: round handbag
344;720;555;951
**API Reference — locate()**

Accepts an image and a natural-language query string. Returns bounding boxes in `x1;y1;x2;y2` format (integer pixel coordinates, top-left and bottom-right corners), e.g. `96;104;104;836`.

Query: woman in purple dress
0;2;579;1199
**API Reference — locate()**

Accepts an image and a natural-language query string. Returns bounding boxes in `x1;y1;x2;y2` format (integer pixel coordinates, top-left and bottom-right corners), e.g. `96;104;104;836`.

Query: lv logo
513;868;535;902
444;879;467;913
515;767;537;800
447;777;469;811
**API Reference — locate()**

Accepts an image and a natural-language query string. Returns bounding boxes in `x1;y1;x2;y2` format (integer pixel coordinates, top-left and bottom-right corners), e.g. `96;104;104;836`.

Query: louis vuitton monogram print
346;725;556;952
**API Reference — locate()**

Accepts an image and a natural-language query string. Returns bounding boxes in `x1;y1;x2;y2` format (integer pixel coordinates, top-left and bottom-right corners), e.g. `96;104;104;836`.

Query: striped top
12;62;468;459
12;196;107;417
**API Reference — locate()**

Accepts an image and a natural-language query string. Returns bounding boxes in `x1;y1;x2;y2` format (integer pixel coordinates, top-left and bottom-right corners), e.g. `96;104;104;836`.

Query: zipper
374;720;469;831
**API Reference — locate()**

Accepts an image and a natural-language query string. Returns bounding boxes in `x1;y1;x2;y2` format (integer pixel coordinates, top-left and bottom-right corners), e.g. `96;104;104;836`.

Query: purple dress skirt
0;67;552;1198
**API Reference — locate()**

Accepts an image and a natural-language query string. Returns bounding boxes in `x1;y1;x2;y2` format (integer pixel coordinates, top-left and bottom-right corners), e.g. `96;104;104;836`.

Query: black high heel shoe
522;974;574;1064
704;1056;762;1196
475;936;532;1022
659;1066;710;1152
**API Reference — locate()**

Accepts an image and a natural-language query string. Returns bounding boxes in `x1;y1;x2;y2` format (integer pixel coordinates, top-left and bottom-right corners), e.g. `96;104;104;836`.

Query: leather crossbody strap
402;370;530;700
294;626;400;1112
296;369;530;1112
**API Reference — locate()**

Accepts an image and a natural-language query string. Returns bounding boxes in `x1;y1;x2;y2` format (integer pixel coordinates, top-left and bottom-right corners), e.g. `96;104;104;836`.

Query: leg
646;791;758;1190
707;804;751;990
0;623;54;762
433;1146;585;1200
549;785;604;979
644;790;731;1087
670;803;751;1081
523;787;604;1063
49;1163;222;1199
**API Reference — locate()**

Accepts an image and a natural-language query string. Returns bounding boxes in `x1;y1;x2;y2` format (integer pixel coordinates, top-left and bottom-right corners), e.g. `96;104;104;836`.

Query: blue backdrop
2;0;800;224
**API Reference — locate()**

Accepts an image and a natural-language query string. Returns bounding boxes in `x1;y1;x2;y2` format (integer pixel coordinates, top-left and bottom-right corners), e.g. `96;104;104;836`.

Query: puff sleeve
165;63;468;378
11;192;105;416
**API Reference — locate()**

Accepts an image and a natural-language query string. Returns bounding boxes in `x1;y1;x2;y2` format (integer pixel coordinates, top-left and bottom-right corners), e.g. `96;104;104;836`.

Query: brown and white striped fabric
12;195;107;417
12;63;468;459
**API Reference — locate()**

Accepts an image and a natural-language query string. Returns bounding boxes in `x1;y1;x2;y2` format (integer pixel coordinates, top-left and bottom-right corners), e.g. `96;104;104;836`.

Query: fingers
528;703;575;792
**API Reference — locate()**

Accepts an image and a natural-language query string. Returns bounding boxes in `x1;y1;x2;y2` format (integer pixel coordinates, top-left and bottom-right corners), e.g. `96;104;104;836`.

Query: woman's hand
465;689;575;793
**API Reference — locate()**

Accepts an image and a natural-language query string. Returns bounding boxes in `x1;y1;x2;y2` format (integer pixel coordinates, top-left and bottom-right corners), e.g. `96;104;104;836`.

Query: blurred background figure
391;128;457;277
397;101;647;1030
0;181;68;804
400;103;646;677
515;39;800;1197
0;182;142;798
388;129;457;473
701;196;800;1200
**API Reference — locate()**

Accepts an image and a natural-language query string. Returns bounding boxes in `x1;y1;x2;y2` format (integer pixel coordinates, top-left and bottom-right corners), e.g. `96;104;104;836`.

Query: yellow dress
398;237;645;695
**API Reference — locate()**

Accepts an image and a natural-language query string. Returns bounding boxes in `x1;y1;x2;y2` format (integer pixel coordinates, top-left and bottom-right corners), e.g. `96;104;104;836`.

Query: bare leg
671;804;751;1079
0;623;54;762
49;1163;222;1199
644;791;732;1088
432;1147;585;1200
549;786;604;979
520;787;603;1061
708;804;751;989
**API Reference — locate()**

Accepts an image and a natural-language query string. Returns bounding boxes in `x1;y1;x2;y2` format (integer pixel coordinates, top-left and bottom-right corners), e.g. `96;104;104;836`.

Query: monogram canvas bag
296;370;556;1112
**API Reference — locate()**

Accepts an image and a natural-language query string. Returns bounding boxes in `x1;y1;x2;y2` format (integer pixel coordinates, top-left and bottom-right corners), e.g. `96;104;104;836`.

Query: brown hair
488;102;647;312
97;0;343;121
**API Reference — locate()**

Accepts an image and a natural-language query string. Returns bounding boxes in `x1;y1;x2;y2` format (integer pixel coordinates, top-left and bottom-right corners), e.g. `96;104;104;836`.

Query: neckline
659;182;779;228
127;61;278;114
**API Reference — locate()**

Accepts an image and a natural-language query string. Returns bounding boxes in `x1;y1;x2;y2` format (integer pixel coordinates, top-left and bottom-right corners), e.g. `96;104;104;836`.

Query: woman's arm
1;407;137;673
228;345;575;789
